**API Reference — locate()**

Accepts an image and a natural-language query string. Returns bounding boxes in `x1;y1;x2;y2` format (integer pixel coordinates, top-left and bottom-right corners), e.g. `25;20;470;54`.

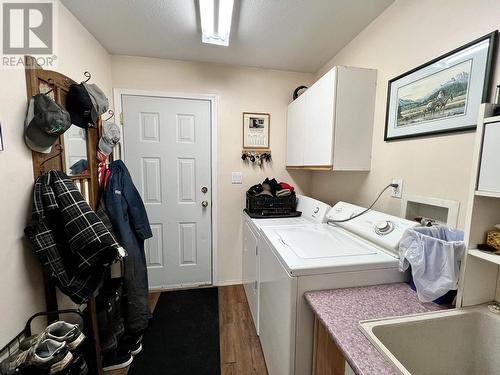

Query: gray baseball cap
24;94;71;154
98;121;121;156
83;82;109;124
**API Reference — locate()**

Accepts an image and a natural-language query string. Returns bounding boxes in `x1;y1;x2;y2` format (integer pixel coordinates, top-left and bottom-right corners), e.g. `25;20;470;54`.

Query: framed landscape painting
385;31;497;141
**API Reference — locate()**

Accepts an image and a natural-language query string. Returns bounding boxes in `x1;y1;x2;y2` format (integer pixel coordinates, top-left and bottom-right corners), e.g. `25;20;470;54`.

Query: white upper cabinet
304;69;336;166
286;66;377;171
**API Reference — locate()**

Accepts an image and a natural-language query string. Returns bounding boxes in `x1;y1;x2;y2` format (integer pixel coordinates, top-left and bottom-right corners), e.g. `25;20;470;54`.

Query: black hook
39;144;64;173
83;71;91;83
44;78;55;96
104;110;114;122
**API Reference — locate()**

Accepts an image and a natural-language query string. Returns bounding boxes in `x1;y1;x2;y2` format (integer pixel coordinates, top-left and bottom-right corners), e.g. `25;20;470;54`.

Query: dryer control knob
375;221;393;235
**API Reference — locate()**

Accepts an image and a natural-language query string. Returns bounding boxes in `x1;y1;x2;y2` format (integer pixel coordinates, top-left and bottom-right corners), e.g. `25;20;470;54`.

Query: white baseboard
149;281;211;292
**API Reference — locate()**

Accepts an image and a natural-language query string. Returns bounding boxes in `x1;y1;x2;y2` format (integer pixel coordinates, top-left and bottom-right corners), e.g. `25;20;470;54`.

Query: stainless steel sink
360;305;500;375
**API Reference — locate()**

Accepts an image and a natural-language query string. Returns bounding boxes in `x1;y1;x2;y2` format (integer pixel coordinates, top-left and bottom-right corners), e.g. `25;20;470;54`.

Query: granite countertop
305;283;445;375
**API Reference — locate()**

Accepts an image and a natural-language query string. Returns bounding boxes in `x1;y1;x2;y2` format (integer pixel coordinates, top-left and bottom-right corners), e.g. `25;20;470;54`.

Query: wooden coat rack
24;55;104;374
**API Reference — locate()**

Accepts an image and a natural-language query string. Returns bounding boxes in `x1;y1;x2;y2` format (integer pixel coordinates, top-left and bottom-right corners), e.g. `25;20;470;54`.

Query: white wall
310;0;500;228
111;56;313;285
0;2;112;345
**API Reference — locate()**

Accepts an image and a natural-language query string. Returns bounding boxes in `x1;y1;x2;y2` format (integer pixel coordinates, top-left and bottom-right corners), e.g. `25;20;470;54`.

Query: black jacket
25;170;120;304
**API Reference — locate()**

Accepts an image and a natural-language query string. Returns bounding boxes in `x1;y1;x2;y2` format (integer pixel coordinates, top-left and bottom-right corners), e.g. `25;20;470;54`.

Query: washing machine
242;195;331;334
258;201;419;375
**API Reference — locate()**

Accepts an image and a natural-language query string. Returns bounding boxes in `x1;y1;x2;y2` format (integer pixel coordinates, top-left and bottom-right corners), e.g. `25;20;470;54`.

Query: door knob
202;200;209;208
201;186;208;194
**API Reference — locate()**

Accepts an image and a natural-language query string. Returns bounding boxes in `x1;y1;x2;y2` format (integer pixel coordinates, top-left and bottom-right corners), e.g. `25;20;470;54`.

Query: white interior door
122;94;212;288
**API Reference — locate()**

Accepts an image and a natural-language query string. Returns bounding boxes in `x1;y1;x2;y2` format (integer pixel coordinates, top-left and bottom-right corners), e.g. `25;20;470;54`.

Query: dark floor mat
129;288;221;375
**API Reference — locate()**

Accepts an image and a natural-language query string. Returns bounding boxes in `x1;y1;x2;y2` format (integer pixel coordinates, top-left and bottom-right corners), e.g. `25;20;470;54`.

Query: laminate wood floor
219;285;268;375
107;285;267;375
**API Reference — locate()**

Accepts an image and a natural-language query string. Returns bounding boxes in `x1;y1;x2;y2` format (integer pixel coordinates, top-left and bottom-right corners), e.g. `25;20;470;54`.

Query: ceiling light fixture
199;0;234;46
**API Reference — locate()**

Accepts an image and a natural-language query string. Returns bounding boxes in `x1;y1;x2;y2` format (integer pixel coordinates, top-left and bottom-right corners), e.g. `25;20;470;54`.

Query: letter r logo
2;1;53;54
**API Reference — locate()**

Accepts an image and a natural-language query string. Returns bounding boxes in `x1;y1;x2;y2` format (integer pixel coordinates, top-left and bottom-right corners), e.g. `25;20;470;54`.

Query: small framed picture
243;112;270;149
0;122;3;151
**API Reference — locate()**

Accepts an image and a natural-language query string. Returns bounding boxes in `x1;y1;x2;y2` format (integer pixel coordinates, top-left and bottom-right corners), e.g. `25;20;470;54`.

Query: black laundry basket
246;192;297;216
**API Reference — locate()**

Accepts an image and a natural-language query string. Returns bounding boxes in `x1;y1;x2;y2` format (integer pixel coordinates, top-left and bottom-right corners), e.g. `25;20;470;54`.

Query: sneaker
102;352;133;372
116;334;143;356
0;339;73;375
61;353;88;375
20;321;85;352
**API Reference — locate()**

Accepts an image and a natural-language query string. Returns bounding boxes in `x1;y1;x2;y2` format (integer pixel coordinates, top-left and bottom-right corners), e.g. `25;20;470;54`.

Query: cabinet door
242;220;259;331
313;317;345;375
286;93;306;166
333;66;376;171
478;122;500;193
304;69;335;167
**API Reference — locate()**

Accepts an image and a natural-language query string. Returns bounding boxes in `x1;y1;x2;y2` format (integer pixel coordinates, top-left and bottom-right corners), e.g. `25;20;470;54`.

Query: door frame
113;88;219;288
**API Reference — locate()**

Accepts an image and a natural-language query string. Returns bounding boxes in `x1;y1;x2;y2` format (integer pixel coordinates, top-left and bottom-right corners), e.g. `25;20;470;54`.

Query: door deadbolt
201;186;208;194
202;200;209;208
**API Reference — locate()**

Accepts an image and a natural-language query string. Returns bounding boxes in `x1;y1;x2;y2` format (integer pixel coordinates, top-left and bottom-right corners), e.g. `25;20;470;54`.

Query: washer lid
276;227;377;259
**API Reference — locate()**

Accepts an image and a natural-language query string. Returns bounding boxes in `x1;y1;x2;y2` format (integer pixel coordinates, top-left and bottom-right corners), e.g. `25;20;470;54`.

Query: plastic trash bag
399;226;465;303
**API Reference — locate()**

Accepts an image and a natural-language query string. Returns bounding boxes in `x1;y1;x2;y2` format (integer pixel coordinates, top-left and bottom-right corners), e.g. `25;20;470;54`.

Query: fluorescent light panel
200;0;234;46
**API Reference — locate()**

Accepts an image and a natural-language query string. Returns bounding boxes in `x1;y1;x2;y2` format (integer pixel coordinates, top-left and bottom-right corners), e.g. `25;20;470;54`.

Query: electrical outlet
391;178;403;198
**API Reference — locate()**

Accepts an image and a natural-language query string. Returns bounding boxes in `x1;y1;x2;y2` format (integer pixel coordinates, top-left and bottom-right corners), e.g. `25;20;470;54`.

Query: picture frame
385;31;497;141
243;112;270;149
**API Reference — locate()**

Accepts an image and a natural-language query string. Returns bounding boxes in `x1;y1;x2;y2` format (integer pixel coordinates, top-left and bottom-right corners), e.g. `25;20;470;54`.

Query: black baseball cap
66;83;94;128
66;83;109;128
24;94;71;154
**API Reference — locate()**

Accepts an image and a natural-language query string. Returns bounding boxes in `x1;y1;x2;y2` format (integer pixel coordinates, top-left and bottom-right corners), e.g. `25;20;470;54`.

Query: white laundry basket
399;226;466;304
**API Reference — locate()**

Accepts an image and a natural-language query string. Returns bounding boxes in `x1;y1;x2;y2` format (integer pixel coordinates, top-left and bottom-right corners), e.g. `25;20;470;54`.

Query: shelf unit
483;114;500;124
475;190;500;198
468;249;500;265
458;103;500;307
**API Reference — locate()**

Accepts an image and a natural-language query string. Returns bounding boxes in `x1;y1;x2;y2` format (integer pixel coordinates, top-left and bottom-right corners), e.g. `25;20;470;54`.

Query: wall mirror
63;125;89;176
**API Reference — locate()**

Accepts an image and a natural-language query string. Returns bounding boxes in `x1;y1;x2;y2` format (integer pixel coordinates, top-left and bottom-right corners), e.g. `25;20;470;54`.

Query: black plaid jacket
25;170;120;304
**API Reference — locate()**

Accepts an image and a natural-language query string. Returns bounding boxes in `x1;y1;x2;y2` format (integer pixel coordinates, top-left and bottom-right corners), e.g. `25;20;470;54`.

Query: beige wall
4;0;498;346
310;0;500;228
111;56;313;284
0;2;112;345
